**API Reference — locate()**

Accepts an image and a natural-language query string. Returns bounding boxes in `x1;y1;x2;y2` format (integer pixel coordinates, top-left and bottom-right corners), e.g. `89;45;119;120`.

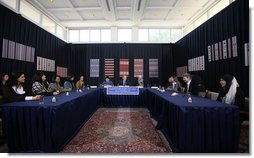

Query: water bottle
187;93;192;103
52;97;57;103
87;84;90;90
161;86;165;92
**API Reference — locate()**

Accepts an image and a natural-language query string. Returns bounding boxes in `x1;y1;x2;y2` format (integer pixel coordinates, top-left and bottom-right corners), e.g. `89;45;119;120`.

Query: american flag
119;59;129;77
105;59;114;77
134;59;143;77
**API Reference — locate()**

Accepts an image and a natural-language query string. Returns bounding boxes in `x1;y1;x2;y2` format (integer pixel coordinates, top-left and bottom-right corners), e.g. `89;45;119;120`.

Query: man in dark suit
133;75;144;86
183;73;205;96
119;75;129;86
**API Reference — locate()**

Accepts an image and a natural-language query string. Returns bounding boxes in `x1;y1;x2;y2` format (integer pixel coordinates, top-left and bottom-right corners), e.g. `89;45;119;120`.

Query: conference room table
2;89;100;152
2;87;239;153
100;87;147;107
146;88;239;153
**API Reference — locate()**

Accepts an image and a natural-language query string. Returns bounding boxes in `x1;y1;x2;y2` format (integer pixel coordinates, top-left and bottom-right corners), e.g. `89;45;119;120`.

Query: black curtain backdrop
69;43;174;87
0;4;68;87
173;0;249;96
0;0;249;96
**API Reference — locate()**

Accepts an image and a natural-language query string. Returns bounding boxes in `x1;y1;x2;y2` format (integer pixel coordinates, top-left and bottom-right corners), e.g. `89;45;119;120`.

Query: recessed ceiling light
120;11;128;16
48;0;54;3
89;12;95;17
81;0;87;3
153;12;160;17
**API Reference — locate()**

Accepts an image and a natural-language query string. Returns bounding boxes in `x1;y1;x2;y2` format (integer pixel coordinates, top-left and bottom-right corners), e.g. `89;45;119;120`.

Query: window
138;29;148;41
69;30;79;42
118;29;131;42
171;29;182;43
0;0;16;10
101;29;111;42
195;13;207;28
56;25;65;39
80;30;89;42
42;15;56;34
184;24;194;36
209;0;230;18
90;30;100;42
20;1;40;24
149;29;170;42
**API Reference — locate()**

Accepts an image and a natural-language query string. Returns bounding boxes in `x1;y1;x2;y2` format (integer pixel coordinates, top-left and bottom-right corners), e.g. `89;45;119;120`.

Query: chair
240;97;249;121
198;92;206;98
206;91;219;100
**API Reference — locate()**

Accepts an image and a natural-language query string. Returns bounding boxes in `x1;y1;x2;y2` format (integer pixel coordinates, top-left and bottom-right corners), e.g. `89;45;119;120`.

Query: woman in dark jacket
2;72;42;102
217;74;244;109
0;73;9;96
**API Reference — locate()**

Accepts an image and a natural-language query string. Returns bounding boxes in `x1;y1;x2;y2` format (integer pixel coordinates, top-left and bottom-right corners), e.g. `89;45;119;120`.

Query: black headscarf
220;74;234;96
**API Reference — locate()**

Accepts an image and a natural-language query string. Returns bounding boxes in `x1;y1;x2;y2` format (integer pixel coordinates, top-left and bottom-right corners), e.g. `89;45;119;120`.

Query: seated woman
0;73;9;105
166;75;182;91
41;73;49;90
64;74;75;91
217;74;245;108
0;73;9;96
2;72;42;102
102;76;114;86
32;73;59;96
76;75;85;90
48;75;71;92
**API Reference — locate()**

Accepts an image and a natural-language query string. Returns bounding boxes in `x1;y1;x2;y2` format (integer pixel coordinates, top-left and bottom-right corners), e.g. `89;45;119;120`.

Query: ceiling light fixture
48;0;54;3
80;0;87;3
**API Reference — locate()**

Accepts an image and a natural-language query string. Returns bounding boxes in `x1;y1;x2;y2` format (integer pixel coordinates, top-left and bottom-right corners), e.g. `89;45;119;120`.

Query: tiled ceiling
28;0;219;28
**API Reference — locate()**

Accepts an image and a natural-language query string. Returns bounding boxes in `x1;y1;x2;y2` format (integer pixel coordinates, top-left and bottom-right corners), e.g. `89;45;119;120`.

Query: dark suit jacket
133;78;144;86
184;81;199;95
2;85;33;102
118;79;129;86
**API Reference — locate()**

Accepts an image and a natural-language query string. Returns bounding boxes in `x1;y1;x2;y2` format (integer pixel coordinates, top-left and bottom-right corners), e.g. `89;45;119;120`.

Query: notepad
171;92;178;96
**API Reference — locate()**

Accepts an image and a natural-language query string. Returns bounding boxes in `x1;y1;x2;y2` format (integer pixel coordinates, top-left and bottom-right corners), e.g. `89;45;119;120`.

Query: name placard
106;87;140;95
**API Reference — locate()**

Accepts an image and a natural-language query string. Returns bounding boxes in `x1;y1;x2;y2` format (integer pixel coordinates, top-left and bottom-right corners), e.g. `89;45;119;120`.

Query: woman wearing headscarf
217;74;244;108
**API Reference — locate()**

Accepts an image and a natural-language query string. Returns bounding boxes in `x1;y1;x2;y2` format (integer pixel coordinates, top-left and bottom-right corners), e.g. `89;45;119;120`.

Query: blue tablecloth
146;88;240;153
2;89;100;152
100;88;147;107
2;88;240;153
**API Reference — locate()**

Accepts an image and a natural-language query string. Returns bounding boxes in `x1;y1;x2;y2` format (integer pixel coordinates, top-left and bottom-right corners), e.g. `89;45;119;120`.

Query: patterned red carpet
61;108;171;153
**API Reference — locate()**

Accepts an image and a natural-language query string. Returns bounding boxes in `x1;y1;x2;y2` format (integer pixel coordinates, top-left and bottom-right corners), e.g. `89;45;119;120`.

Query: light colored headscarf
225;77;239;104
